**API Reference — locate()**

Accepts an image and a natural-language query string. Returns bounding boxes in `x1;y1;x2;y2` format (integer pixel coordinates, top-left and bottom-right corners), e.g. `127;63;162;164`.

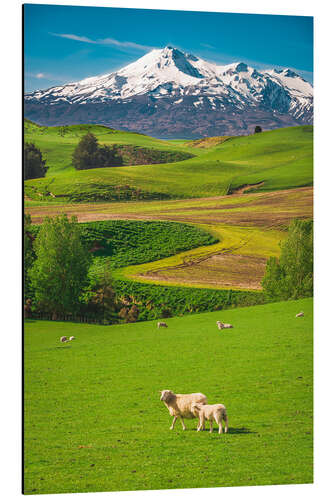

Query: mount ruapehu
25;46;313;139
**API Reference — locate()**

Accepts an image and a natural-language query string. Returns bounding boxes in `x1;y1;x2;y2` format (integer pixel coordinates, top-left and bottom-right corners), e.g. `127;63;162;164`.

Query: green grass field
24;297;313;494
25;122;313;203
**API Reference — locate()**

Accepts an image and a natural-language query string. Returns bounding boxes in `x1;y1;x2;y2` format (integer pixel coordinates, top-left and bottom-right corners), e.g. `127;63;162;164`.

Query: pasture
25;123;313;203
24;298;313;494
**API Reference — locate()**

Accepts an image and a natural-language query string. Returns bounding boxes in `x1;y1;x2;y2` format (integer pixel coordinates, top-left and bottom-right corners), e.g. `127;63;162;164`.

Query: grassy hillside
24;298;313;494
25;123;313;203
24;120;200;175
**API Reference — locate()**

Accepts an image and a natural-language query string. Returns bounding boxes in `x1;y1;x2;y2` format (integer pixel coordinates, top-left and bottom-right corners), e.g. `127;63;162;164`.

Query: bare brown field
26;187;312;290
26;186;313;228
140;253;267;290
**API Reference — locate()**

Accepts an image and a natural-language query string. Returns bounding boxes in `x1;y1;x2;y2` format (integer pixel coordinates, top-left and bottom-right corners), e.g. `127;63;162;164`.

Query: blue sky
24;4;313;92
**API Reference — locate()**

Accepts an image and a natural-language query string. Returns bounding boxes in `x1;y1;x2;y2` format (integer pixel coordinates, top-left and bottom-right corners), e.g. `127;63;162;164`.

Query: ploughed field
27;186;313;290
24;298;313;494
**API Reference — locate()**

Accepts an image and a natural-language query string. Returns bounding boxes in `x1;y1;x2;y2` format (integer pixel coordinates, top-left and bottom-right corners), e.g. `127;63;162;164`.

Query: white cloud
51;33;155;51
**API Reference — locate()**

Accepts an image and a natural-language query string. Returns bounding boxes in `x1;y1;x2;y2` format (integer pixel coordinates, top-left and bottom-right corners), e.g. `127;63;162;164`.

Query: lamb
157;322;168;328
69;336;75;341
217;321;233;330
60;336;68;343
191;402;229;434
160;390;207;430
296;312;304;318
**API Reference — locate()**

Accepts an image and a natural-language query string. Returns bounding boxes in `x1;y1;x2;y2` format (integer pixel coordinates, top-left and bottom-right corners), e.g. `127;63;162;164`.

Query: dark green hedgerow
115;144;194;165
114;279;265;321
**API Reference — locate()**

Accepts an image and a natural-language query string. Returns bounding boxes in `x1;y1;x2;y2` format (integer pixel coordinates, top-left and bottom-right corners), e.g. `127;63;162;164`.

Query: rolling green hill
24;297;313;494
24;121;313;203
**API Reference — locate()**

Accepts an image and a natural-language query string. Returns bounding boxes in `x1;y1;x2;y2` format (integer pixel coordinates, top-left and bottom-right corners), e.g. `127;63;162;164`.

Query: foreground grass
24;298;313;494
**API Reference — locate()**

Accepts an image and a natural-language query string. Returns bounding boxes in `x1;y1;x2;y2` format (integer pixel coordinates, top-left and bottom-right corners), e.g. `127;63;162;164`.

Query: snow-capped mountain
24;46;313;138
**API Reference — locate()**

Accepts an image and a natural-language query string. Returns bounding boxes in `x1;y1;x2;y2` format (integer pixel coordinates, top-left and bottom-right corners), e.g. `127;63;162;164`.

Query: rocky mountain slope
25;46;313;138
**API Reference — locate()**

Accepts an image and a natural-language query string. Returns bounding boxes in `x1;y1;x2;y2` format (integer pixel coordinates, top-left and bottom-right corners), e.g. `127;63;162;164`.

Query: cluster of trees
24;142;48;180
72;133;122;170
24;214;134;324
262;219;313;300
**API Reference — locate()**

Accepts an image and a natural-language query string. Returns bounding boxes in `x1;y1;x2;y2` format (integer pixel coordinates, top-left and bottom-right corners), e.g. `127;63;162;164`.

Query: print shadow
192;426;254;435
225;426;254;435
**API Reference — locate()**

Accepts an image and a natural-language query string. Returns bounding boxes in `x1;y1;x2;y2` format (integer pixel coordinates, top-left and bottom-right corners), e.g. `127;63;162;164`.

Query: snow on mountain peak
25;46;313;126
265;68;313;97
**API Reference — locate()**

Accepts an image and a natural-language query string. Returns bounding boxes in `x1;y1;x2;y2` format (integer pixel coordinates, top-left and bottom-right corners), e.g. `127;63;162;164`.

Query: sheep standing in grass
160;390;207;430
60;336;68;343
157;322;168;328
69;336;75;341
191;402;229;434
217;321;233;330
296;312;304;318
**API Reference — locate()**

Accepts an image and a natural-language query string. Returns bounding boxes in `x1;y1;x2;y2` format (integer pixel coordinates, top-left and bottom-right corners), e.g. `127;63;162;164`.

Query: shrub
72;132;122;170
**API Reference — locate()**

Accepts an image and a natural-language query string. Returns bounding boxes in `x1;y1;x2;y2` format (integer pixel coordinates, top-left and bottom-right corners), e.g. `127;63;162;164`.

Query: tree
254;126;262;134
85;264;117;323
24;213;36;300
72;132;122;170
262;219;313;300
29;215;91;317
24;143;48;180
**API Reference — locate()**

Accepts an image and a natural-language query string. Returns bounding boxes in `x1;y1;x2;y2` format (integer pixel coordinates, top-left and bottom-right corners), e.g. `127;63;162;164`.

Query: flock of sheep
158;312;305;434
58;311;305;434
158;320;234;330
160;390;228;435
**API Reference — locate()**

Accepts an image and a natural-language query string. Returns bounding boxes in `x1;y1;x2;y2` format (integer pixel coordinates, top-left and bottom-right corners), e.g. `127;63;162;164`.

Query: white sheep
60;336;68;343
157;322;168;328
296;312;304;318
191;402;229;434
69;336;75;341
160;390;207;430
217;321;233;330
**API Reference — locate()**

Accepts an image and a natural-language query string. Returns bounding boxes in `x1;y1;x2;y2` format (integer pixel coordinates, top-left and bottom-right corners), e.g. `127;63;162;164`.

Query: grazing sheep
69;336;75;341
191;402;228;434
160;390;207;430
296;312;304;318
157;322;168;328
217;321;233;330
60;336;68;343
